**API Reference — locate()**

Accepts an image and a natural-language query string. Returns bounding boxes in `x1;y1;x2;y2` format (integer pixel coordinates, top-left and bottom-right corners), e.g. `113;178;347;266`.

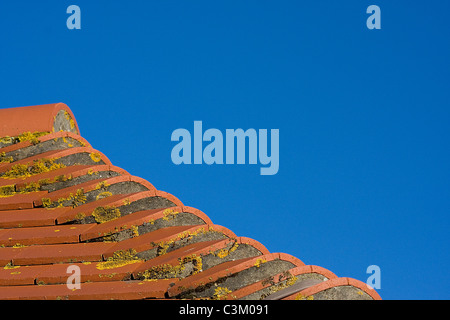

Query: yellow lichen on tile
16;131;50;145
95;181;110;190
261;274;298;299
96;191;112;201
0;182;43;198
3;263;20;270
213;287;232;300
42;198;53;208
54;188;87;208
162;208;180;221
64;111;71;121
1;158;66;179
74;212;86;220
96;249;141;270
295;293;314;300
0;152;13;164
0;136;13;144
140;254;203;280
90;152;102;163
92;206;121;224
130;225;139;237
254;258;267;268
0;185;16;198
20;182;41;194
64;111;76;130
213;241;239;259
156;228;207;256
12;243;27;248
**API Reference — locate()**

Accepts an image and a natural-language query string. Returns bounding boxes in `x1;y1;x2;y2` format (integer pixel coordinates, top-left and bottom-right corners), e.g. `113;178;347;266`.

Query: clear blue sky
0;1;448;300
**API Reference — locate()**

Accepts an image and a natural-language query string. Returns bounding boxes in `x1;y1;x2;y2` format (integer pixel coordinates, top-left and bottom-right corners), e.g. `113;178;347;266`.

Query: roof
0;103;381;300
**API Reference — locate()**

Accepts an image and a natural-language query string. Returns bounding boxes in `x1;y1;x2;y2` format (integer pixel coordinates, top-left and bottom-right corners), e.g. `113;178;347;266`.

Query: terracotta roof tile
0;223;94;246
281;277;382;300
0;264;50;286
0;207;71;228
0;131;90;159
0;103;79;137
0;191;49;211
102;224;210;258
230;264;338;300
0;103;381;300
11;242;115;266
35;261;140;285
0;279;173;300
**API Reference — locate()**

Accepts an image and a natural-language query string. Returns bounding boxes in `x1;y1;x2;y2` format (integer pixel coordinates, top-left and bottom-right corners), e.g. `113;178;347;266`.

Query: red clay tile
286;265;336;281
65;279;174;300
128;176;156;192
277;253;304;267
0;148;74;173
0;146;112;174
0;207;70;228
8;164;128;191
79;207;174;241
79;206;214;242
0;247;23;266
310;265;338;280
132;239;232;276
0;131;91;155
56;193;134;223
281;277;349;300
0;279;174;300
228;264;337;300
207;224;237;239
0;103;79;137
167;253;287;297
34;131;90;148
237;236;270;255
1;260;138;287
0;224;95;247
167;257;253;297
56;190;179;224
181;206;213;225
155;190;183;207
0;165;89;188
347;277;382;300
35;261;142;285
12;242;116;266
0;191;48;211
32;175;135;207
103;224;209;259
0;264;50;286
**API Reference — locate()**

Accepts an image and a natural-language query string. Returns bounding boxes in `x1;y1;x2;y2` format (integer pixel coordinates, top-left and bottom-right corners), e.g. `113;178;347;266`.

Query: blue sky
0;1;448;299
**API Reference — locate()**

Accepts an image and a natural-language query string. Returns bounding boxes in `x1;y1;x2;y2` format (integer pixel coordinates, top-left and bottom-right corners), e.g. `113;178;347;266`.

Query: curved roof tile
0;103;381;300
0;103;79;137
